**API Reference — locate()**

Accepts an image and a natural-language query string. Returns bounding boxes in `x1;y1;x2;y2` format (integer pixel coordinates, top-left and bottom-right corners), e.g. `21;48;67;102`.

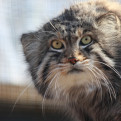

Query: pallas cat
21;0;121;121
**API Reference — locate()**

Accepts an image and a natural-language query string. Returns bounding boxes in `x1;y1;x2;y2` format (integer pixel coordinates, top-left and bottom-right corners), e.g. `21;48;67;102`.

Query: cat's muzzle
68;57;79;65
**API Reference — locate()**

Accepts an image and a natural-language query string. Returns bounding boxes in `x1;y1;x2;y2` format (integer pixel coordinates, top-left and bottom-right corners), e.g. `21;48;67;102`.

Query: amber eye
51;40;64;49
80;36;92;46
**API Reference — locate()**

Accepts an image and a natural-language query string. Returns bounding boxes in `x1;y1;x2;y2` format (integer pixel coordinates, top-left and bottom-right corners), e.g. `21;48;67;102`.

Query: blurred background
0;0;87;109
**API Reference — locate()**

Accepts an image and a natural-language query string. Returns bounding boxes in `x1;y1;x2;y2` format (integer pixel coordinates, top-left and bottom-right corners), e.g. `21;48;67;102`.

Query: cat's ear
21;32;39;50
21;32;40;56
21;32;41;67
97;13;121;34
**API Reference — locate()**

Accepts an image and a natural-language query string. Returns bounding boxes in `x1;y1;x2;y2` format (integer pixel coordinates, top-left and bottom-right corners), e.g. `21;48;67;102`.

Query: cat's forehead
52;16;95;41
47;1;106;38
55;1;107;26
42;0;120;43
56;21;94;36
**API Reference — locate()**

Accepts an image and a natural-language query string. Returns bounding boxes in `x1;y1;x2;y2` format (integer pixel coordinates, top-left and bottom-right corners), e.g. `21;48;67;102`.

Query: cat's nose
68;57;78;65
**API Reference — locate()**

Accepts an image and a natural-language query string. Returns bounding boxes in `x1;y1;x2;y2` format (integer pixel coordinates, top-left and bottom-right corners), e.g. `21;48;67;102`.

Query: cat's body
21;0;121;121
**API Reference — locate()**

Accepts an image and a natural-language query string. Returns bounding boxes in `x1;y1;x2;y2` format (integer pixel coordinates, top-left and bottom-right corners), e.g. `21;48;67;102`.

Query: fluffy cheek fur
37;53;106;100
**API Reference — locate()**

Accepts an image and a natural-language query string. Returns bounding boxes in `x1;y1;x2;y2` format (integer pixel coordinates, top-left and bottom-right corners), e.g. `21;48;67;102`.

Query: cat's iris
51;40;64;49
80;36;92;47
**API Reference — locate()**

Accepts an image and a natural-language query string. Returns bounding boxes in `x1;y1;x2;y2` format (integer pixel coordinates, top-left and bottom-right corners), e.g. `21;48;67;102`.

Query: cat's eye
80;36;92;46
51;40;64;49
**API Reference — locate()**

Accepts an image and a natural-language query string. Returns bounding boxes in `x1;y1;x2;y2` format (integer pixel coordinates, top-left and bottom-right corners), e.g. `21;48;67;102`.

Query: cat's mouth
68;68;83;74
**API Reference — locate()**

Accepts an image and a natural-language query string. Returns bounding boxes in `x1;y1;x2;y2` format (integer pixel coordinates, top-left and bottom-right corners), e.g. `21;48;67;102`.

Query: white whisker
92;65;116;100
87;66;102;92
11;81;33;112
93;60;121;78
42;72;60;116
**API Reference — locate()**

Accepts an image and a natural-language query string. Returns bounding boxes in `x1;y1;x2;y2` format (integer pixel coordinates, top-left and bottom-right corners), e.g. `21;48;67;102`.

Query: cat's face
21;1;121;101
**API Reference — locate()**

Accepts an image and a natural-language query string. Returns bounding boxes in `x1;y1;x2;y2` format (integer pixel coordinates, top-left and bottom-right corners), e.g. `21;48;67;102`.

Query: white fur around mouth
68;68;83;73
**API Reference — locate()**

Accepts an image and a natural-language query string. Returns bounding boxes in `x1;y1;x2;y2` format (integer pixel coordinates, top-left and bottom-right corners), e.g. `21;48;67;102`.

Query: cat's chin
68;68;83;74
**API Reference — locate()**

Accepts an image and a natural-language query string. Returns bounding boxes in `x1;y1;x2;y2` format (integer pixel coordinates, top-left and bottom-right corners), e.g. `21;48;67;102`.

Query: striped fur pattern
21;0;121;121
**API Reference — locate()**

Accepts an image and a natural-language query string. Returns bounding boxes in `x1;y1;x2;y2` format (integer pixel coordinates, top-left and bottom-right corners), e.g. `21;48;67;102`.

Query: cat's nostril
68;57;78;65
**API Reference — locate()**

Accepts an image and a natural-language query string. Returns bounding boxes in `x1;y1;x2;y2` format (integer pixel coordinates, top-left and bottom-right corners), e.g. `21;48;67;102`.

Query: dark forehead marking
58;8;78;21
67;31;72;47
82;22;93;30
58;16;94;33
43;6;95;43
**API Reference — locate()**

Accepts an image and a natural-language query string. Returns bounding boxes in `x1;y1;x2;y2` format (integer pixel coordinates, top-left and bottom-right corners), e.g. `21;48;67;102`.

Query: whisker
41;64;69;115
49;21;58;32
92;65;116;100
88;65;113;100
87;67;102;97
87;67;102;92
43;66;68;84
44;16;62;38
93;60;121;78
11;81;33;112
93;65;116;96
38;30;57;35
42;72;60;116
88;66;107;100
